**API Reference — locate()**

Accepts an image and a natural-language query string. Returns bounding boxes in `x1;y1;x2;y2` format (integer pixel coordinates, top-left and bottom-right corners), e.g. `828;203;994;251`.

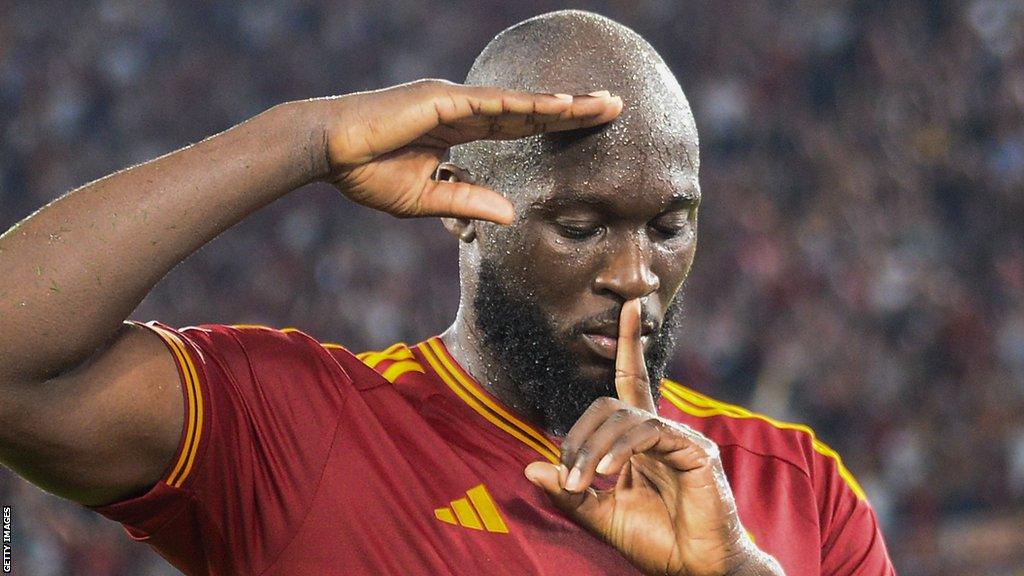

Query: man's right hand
0;77;619;507
317;79;622;224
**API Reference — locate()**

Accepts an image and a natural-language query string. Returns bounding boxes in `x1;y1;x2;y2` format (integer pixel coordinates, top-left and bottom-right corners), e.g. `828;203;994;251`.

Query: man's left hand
524;299;784;576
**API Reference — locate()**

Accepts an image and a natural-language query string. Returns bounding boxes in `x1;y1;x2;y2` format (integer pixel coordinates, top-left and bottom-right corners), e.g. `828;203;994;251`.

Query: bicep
0;322;184;506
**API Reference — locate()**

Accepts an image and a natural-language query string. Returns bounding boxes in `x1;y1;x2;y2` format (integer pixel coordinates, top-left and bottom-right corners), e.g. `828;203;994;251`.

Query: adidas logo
434;484;509;533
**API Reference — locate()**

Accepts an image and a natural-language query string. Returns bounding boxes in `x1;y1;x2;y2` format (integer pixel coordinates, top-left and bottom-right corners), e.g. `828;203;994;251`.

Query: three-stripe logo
434;484;509;533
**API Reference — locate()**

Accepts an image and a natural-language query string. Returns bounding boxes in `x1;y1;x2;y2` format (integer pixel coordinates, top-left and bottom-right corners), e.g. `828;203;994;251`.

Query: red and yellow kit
94;323;894;575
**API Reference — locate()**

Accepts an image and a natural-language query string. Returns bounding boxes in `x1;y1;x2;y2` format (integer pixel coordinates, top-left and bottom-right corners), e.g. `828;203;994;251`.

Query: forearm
0;100;326;384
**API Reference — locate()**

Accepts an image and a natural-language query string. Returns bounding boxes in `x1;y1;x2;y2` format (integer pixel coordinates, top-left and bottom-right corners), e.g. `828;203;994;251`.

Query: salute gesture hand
318;79;622;224
525;300;784;576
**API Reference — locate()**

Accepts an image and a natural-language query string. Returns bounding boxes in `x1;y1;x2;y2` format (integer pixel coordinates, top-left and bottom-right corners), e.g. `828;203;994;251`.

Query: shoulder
658;378;867;501
176;322;339;351
164;322;353;360
140;321;389;388
165;323;436;394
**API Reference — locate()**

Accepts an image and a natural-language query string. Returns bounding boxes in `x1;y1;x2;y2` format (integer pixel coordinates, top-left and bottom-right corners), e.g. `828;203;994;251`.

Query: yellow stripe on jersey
660;380;868;501
356;343;425;383
381;360;425;383
230;324;300;333
361;343;413;369
425;338;561;463
146;324;204;488
419;339;560;464
357;343;396;365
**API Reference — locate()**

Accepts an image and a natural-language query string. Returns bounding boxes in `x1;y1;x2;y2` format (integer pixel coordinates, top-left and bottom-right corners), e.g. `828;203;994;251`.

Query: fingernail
587;90;611;98
565;467;582;492
553;93;572;101
596;454;615;474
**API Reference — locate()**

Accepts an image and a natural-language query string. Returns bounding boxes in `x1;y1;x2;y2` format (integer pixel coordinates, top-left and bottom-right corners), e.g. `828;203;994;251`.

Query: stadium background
1;0;1023;574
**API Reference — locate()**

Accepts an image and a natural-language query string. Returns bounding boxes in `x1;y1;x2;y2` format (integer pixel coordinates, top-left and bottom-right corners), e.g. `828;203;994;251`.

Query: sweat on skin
0;8;845;575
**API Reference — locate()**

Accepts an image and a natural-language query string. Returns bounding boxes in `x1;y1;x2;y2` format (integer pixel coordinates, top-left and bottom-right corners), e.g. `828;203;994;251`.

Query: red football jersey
93;322;894;575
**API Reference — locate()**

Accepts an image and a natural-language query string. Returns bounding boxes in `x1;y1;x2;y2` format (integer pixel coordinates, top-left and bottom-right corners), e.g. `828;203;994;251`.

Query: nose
593;231;660;301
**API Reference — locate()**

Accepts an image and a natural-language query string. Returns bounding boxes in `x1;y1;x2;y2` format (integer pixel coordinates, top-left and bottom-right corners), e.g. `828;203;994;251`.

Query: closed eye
649;208;695;239
558;222;602;240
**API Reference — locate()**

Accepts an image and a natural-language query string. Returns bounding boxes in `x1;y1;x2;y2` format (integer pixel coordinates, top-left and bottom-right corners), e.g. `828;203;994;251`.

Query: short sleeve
92;321;355;575
814;447;896;575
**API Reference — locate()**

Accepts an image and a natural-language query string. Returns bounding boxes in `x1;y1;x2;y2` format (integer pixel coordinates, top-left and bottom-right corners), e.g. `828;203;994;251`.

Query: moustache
569;306;662;338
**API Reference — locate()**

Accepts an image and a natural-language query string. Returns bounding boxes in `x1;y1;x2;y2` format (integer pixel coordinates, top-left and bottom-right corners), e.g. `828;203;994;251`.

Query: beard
472;258;683;436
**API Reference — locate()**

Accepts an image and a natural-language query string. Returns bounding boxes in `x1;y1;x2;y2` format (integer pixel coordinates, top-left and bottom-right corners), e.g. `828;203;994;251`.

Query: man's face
469;130;700;434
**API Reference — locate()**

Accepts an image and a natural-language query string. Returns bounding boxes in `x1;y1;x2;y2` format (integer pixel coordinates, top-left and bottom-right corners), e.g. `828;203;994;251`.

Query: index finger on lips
615;299;657;413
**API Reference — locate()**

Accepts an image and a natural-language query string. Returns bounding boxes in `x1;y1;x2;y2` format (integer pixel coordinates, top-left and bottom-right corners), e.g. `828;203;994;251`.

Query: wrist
268;99;333;184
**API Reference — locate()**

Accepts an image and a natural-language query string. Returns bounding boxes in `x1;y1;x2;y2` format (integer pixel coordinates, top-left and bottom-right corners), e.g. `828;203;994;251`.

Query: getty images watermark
2;506;10;573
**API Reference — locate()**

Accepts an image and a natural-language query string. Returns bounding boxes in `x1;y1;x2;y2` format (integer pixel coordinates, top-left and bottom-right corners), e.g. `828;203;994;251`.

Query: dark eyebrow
531;189;701;214
530;193;615;213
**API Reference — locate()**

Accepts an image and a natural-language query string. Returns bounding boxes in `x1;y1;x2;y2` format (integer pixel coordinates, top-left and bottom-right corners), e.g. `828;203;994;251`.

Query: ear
436;162;477;243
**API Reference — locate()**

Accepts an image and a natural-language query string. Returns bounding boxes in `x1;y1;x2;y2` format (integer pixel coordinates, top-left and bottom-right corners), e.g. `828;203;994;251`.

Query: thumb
524;462;604;528
524;461;565;494
417;179;515;225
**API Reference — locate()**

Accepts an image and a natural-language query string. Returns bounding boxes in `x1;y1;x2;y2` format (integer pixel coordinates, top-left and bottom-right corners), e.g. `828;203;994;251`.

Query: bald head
451;10;698;197
444;12;702;435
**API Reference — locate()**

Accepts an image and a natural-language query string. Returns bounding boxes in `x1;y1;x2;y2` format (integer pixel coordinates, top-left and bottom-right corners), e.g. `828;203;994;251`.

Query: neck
440;306;550;433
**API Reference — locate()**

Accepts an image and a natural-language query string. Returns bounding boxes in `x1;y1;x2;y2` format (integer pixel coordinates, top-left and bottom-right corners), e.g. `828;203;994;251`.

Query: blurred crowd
2;0;1023;574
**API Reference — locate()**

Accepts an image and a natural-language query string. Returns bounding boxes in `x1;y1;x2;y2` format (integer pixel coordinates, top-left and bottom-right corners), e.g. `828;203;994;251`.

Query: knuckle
641;417;664;431
692;453;716;469
662;418;719;452
686;434;720;459
409;79;436;94
415;78;446;90
606;408;632;425
560;439;578;455
666;418;699;436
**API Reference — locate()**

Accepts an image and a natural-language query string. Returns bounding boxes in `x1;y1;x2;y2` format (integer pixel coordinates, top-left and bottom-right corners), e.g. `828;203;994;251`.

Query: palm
598;462;680;573
579;455;744;576
340;146;446;218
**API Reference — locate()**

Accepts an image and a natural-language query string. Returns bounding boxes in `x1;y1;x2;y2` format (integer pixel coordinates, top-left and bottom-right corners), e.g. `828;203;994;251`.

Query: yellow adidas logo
433;484;509;533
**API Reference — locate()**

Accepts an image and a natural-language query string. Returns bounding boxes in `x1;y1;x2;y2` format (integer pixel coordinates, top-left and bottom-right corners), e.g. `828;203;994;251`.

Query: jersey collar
416;337;562;464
